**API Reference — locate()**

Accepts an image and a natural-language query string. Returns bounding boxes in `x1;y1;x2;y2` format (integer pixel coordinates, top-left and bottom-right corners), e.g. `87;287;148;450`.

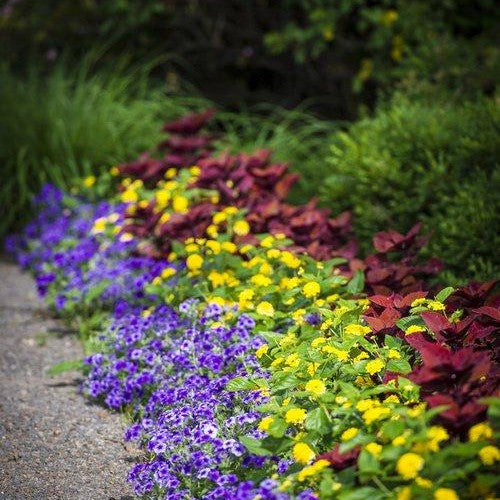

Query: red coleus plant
357;224;442;296
316;445;360;471
118;110;216;185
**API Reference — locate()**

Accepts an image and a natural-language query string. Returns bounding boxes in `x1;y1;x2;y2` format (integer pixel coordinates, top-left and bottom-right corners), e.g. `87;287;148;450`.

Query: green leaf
239;436;272;456
358;450;381;475
347;270;364;294
435;286;455;302
267;417;287;438
47;359;83;376
338;486;382;500
226;377;264;391
305;407;330;434
386;358;412;374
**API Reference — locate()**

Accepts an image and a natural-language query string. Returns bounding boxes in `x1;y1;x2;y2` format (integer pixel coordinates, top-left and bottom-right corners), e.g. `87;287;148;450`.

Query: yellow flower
92;217;107;234
392;435;406;447
165;167;177;178
311;337;326;348
327;293;339;303
469;422;493;442
303;281;321;298
155;189;170;207
159;212;171;224
356;399;378;412
388;349;401;359
344;324;371;336
427;300;445;311
415;477;433;488
297;459;330;482
119;232;133;242
205;240;221;254
256;301;274;317
186;254;203;271
285;408;307;424
267;249;281;259
307;362;320;376
250;274;272;287
255;344;269;358
341;428;359;441
280;251;301;269
305;379;326;396
384;395;400;404
365;359;385;375
110;166;119;176
121;189;138;203
260;235;275;248
258;416;274;432
292;442;315;464
426;426;449;451
396;453;425;479
83;175;96;187
221;241;237;253
206;224;218;238
478;445;500;466
365;442;382;456
362;406;390;425
397;487;412;500
239;289;255;302
233;220;250;236
411;298;427;307
172;195;189;213
161;267;176;279
434;488;459;500
212;212;227;224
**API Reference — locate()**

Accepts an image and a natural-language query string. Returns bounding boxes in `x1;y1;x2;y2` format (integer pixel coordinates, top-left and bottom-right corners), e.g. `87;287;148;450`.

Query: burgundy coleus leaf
446;280;499;311
162;109;215;135
158;134;214;153
372;223;425;254
364;307;401;335
316;445;360;471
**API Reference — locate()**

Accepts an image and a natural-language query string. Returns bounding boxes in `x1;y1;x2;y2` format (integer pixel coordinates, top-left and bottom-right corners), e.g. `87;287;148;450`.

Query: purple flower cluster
6;185;318;500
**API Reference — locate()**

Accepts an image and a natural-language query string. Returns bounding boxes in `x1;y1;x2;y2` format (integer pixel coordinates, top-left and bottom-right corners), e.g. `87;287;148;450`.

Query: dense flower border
6;112;499;500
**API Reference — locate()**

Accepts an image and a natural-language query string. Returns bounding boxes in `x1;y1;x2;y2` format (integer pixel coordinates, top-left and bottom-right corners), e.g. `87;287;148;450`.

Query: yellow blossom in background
341;427;359;441
186;254;203;271
221;241;237;253
233;219;250;236
434;488;459;500
362;406;390;425
91;217;107;234
469;422;493;442
161;267;176;279
365;359;385;375
478;445;499;466
256;301;274;317
255;344;269;358
303;281;320;298
121;189;138;203
83;175;96;187
258;416;274;432
365;442;382;456
397;487;411;500
292;442;315;464
305;379;326;396
110;166;119;176
280;251;301;268
396;453;424;479
285;408;307;424
415;476;433;488
426;426;449;451
297;459;330;482
345;324;371;336
172;195;189;213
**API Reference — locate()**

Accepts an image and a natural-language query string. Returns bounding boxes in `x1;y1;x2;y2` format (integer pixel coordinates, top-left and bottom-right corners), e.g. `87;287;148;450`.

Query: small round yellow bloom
256;301;274;317
186;254;203;271
344;324;372;336
469;422;493;442
258;416;274;432
434;488;459;500
121;189;138;203
405;324;425;335
83;175;96;187
341;427;359;441
161;267;176;279
255;344;269;358
365;442;382;456
396;453;425;479
292;442;315;464
173;196;189;213
285;408;307;424
478;445;500;466
303;281;320;298
233;220;250;236
305;379;326;396
365;359;385;375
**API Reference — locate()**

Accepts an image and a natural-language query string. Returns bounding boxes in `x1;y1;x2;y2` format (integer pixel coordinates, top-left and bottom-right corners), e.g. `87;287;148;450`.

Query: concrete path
0;260;136;500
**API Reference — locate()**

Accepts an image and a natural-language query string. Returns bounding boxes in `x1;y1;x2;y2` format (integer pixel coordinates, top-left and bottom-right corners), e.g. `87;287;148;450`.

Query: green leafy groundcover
7;111;499;500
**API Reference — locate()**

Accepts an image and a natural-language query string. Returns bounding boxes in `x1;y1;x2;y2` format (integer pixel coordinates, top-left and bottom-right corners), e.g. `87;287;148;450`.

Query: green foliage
0;60;207;237
321;94;500;283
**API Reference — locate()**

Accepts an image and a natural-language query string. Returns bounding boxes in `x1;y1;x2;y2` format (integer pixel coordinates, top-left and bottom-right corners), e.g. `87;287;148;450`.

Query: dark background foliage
0;0;498;283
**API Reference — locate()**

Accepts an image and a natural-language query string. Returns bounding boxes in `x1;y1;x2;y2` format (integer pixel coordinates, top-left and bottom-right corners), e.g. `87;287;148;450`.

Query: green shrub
321;94;500;283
